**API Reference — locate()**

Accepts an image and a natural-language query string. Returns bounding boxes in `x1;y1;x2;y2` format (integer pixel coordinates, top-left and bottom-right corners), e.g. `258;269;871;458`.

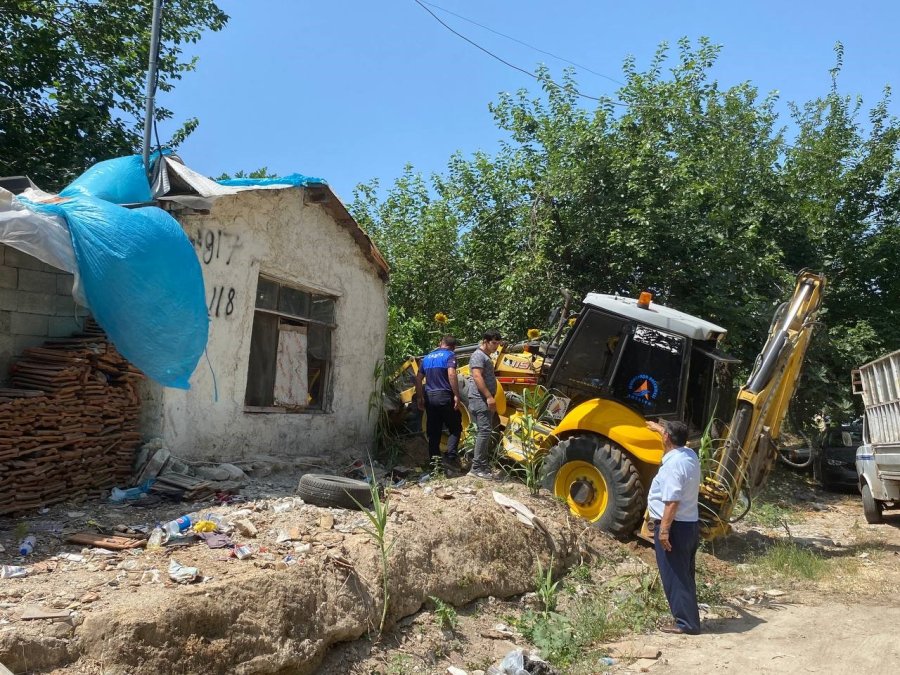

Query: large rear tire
541;434;644;537
861;482;883;524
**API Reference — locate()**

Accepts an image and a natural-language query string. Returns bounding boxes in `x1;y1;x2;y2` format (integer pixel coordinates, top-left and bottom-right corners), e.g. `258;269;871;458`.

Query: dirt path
616;485;900;675
641;603;900;675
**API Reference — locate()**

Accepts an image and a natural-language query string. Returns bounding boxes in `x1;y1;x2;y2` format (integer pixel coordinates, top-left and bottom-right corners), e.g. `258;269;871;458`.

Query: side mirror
841;431;853;447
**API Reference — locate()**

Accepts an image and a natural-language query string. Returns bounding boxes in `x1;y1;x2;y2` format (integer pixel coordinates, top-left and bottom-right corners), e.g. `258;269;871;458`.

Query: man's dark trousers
424;390;461;459
654;520;701;634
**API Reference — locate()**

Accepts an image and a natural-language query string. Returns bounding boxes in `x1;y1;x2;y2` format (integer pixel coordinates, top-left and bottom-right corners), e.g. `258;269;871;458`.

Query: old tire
297;474;373;510
541;434;644;537
861;482;883;524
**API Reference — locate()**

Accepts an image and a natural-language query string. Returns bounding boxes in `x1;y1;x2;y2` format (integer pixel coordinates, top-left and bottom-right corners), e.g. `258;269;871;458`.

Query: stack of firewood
0;321;143;514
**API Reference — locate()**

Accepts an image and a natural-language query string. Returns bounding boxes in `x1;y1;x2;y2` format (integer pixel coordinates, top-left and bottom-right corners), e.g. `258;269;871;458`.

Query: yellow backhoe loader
397;271;825;539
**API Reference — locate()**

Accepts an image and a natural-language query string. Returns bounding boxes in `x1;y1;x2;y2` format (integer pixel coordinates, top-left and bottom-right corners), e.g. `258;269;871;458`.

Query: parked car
815;423;863;491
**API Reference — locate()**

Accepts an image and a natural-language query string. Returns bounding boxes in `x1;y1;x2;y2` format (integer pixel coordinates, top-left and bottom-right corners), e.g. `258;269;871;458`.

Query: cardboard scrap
492;490;537;527
67;533;145;550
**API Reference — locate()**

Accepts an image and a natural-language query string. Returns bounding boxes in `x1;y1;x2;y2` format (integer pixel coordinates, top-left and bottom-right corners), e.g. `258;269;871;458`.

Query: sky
157;0;900;202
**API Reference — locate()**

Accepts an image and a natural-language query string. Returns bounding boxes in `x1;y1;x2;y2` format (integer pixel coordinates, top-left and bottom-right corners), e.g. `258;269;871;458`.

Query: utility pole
142;0;165;183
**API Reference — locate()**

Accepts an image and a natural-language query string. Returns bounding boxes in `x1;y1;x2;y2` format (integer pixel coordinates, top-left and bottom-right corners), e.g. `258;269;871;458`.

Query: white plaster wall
144;189;388;462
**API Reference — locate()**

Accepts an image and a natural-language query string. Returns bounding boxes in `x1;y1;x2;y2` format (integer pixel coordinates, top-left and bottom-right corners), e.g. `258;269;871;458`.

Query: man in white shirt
646;419;702;635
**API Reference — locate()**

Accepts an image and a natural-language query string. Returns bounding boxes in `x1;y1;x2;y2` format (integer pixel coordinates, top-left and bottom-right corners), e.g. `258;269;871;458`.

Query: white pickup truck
853;349;900;523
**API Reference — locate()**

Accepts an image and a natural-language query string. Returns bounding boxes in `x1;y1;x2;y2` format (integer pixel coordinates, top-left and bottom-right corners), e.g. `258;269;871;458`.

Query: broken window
244;276;336;411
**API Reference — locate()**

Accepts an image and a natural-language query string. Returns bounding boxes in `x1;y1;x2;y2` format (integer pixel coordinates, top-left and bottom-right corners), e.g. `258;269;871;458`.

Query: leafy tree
0;0;228;190
353;38;900;424
215;167;279;181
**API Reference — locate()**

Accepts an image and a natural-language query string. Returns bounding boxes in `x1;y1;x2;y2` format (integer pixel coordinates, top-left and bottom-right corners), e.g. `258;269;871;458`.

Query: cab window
611;325;686;416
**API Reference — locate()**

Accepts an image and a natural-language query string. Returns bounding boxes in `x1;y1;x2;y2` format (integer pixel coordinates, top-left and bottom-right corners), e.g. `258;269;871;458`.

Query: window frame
243;274;338;414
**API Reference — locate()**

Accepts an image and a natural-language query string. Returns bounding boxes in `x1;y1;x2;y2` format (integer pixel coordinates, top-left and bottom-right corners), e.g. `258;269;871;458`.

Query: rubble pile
0;324;142;514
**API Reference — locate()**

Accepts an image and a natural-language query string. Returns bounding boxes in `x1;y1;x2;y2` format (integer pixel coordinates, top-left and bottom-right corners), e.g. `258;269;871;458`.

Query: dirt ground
0;458;898;674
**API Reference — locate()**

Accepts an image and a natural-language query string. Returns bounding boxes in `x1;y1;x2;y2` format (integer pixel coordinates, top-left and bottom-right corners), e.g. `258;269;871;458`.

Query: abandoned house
146;176;390;461
0;162;390;477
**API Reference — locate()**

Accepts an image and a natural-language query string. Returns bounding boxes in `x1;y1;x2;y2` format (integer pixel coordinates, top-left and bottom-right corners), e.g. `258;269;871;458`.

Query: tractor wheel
541;434;644;537
861;482;883;524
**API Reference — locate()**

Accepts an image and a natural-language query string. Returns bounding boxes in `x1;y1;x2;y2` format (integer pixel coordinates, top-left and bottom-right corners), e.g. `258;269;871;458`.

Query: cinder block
0;265;17;289
56;273;74;295
18;268;57;294
55;294;75;315
49;316;83;338
13;334;45;355
54;294;88;317
17;292;54;315
0;311;11;334
0;289;16;311
3;247;48;272
11;312;48;336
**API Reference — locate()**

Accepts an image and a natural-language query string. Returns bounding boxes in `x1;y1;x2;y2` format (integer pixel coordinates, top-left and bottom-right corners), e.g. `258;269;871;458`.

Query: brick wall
0;244;89;384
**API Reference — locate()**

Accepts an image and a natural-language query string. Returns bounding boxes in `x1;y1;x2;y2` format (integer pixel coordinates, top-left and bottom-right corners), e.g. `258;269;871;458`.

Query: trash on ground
57;553;85;563
109;479;155;502
492;491;541;529
0;565;28;579
17;535;36;556
67;533;145;550
168;559;201;583
192;519;218;533
319;514;334;530
276;527;303;543
488;649;561;675
233;545;254;560
199;532;233;549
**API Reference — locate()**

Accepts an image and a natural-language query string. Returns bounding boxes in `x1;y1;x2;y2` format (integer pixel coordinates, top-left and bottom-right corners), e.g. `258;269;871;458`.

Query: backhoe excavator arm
700;271;826;538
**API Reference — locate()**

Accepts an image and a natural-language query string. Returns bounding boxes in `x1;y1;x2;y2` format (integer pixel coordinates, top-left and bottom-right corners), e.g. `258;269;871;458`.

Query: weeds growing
535;556;561;615
351;471;395;633
429;595;458;631
754;541;826;580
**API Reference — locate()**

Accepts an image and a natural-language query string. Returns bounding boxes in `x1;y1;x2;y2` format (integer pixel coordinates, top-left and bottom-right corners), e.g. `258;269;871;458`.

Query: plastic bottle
18;535;36;556
146;527;165;551
162;515;191;539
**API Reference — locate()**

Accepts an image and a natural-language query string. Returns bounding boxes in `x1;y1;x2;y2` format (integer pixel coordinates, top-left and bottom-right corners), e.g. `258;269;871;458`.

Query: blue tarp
29;155;208;389
217;173;327;188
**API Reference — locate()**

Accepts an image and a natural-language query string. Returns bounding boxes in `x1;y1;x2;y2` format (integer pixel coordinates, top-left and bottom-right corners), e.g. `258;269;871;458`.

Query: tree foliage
352;38;900;423
0;0;228;190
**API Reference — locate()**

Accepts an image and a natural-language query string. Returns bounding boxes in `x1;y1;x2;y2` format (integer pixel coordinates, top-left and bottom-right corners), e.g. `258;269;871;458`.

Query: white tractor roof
582;293;727;341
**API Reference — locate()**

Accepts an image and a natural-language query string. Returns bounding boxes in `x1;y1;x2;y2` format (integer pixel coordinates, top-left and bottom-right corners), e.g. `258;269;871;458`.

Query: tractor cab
544;292;739;439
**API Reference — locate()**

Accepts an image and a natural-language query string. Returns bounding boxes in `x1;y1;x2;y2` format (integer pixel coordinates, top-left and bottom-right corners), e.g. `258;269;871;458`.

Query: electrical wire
420;1;624;86
412;0;625;106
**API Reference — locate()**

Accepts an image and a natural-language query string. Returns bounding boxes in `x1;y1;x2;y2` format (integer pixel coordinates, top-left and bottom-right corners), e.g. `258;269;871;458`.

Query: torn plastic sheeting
216;172;327;188
0;187;88;306
33;195;208;389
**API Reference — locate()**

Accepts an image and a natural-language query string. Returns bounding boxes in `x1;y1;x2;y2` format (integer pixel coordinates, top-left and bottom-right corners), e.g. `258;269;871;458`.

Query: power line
421;1;624;86
412;0;625;106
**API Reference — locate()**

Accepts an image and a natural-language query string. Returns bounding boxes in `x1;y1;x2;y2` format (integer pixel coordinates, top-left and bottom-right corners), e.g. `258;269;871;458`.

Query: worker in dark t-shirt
415;335;462;464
